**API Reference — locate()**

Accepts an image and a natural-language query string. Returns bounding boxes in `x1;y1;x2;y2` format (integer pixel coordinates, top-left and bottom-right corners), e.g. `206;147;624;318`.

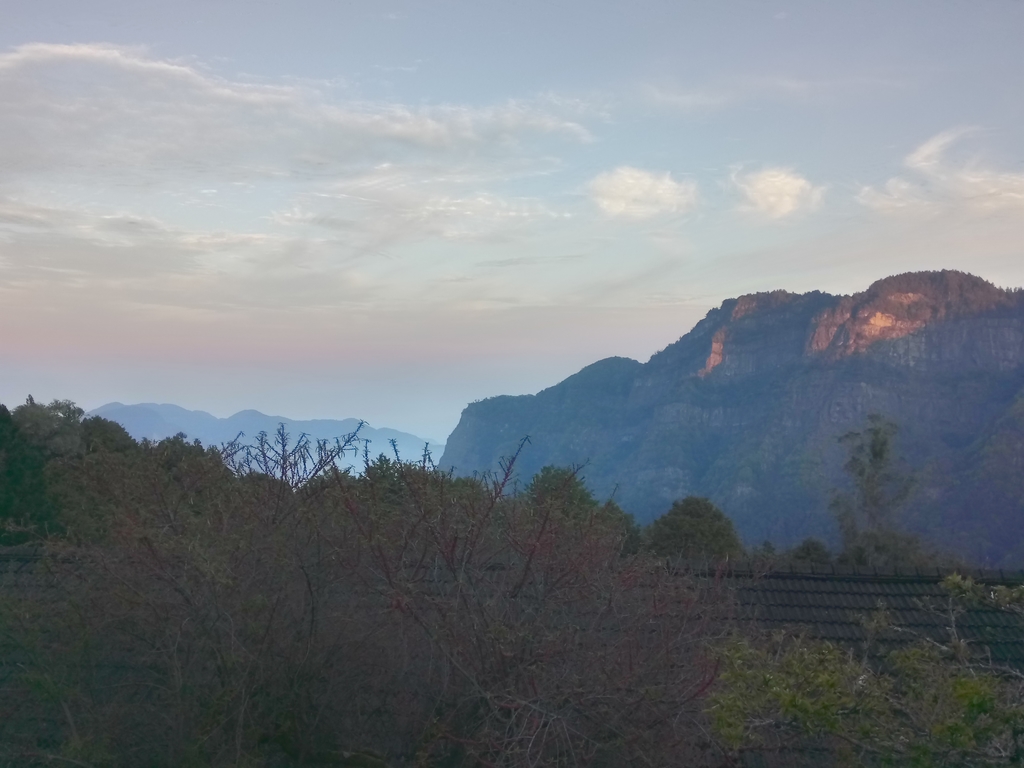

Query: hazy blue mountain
88;402;443;469
440;271;1024;566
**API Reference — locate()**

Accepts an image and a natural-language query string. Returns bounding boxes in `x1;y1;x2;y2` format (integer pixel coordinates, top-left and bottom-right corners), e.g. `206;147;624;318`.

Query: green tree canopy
12;396;86;458
0;404;56;542
645;496;742;560
788;537;832;565
710;578;1024;767
830;415;943;568
81;416;136;455
525;465;599;518
831;414;912;536
525;466;640;551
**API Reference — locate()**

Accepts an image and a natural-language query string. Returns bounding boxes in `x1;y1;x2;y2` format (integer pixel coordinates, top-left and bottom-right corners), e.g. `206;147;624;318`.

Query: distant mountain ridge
89;403;443;468
440;271;1024;566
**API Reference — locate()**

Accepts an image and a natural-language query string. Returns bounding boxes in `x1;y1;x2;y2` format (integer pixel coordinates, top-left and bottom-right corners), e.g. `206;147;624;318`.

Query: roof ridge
667;558;1024;584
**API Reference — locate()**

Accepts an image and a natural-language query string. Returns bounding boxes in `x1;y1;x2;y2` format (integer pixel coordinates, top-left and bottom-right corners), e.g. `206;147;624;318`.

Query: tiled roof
717;562;1024;668
7;549;1023;666
0;546;48;591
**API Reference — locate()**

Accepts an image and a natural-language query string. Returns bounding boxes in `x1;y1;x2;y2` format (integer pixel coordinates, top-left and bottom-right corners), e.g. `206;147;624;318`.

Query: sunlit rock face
810;272;1019;362
441;271;1024;566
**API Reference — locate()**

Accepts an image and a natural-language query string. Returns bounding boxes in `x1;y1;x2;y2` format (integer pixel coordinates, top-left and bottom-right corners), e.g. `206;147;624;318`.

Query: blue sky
1;0;1022;440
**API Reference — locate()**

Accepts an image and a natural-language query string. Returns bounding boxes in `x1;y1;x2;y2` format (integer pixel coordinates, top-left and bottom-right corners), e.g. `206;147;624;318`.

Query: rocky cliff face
440;271;1024;565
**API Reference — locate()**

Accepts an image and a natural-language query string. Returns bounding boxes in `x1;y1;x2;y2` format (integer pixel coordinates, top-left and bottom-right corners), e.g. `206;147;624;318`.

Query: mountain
440;271;1024;565
88;403;444;469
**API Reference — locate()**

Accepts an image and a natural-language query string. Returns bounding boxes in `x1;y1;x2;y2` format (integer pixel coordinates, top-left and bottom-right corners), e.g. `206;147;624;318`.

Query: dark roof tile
702;562;1024;668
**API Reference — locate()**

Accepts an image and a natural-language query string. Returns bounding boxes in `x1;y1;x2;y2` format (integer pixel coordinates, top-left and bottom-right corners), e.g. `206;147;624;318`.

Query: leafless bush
1;431;732;767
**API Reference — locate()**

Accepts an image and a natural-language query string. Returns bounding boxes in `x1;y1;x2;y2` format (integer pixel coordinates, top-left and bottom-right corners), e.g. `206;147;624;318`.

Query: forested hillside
3;395;1024;766
441;271;1024;565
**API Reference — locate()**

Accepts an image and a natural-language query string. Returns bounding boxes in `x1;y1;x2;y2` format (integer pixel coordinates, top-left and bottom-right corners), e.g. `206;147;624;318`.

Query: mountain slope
440;271;1024;565
89;403;443;468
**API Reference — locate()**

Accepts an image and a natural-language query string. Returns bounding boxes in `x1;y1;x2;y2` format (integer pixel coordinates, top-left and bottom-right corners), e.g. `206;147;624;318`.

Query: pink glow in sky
1;1;1023;439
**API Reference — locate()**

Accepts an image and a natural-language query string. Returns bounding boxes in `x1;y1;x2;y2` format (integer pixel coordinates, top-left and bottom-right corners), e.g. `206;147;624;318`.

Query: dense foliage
0;405;53;542
1;398;1021;767
710;573;1024;767
711;629;1024;767
0;400;730;767
644;496;742;560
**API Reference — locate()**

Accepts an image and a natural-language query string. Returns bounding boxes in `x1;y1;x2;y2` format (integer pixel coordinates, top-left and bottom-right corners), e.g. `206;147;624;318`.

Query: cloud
733;167;824;218
0;192;388;318
643;85;731;111
859;130;1024;214
0;43;591;182
0;42;598;313
268;162;569;260
643;76;908;114
589;167;698;219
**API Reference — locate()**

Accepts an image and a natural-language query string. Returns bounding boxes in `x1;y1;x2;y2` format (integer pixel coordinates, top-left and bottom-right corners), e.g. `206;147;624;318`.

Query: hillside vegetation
2;397;1023;766
440;271;1024;565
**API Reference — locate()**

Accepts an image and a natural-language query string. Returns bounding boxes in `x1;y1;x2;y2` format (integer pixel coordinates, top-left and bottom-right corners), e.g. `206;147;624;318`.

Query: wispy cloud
858;130;1024;214
268;161;571;262
0;43;591;183
643;85;731;111
643;75;909;113
732;167;824;219
589;167;698;219
0;43;600;314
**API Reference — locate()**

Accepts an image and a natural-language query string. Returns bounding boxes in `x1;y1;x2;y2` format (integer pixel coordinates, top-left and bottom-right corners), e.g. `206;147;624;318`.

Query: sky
1;0;1022;441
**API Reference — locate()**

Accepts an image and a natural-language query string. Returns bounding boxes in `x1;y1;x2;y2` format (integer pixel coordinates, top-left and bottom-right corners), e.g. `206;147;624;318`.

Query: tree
526;465;599;517
832;415;911;531
0;404;55;541
80;416;136;455
1;398;138;543
645;496;743;560
830;415;931;567
788;537;832;565
11;396;86;458
526;465;641;552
